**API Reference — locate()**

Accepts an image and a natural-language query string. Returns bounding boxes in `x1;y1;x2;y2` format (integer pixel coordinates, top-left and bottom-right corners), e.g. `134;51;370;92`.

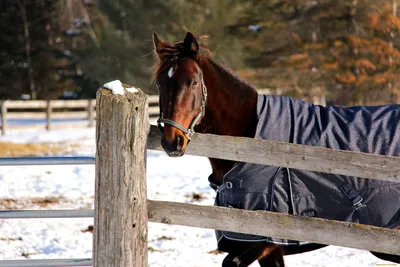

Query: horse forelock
152;41;211;81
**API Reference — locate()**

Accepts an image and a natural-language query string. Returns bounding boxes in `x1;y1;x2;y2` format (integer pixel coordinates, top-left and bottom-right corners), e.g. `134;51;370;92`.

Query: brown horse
152;31;400;267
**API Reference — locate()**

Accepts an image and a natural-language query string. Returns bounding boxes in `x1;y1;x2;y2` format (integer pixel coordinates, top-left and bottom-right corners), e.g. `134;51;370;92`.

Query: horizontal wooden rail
147;125;400;183
5;111;95;119
147;94;159;103
2;201;400;256
5;99;95;109
148;200;400;256
148;106;159;115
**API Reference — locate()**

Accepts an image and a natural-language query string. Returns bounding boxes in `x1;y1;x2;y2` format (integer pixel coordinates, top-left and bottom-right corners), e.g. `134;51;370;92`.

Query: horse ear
152;31;168;57
183;32;199;54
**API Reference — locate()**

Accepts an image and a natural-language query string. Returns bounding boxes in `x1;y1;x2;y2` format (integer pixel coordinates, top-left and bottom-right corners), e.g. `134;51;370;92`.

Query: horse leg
370;252;400;264
370;224;400;263
258;245;284;267
222;243;284;267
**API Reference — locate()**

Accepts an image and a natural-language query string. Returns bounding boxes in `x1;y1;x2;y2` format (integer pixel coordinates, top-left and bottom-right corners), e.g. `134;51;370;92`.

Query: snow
103;80;139;95
0;125;397;266
103;80;125;95
126;87;139;93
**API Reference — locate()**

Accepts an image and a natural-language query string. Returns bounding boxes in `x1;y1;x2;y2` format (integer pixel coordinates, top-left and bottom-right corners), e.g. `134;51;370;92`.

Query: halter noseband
157;81;207;141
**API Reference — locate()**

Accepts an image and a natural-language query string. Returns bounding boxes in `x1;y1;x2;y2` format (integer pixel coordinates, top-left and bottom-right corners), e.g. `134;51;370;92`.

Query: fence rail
0;156;96;267
148;125;400;182
147;200;400;256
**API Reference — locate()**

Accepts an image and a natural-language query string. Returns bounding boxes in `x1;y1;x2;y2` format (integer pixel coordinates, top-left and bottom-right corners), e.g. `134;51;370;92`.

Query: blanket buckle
217;181;233;193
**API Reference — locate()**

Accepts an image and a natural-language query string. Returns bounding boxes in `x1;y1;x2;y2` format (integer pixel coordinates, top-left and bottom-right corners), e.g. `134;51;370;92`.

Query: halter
157;81;207;141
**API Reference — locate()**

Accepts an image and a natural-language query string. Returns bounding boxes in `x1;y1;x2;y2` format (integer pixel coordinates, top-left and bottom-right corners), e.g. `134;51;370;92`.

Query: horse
152;31;400;267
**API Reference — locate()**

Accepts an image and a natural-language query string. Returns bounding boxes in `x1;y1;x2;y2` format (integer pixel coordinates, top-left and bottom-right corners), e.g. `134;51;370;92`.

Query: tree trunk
17;0;36;100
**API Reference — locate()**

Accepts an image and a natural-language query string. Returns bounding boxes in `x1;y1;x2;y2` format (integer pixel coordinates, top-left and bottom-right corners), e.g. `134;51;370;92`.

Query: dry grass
208;249;224;255
148;246;165;253
185;192;207;202
0;196;93;210
81;225;94;234
0;196;66;209
0;142;65;157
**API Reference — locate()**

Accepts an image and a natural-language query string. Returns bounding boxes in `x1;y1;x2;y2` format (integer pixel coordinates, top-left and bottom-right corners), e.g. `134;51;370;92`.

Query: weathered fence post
46;100;52;131
1;101;7;135
94;87;149;267
87;99;94;127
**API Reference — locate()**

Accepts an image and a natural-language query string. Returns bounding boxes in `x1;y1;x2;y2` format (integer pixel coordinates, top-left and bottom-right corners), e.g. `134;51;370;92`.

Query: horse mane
152;38;257;95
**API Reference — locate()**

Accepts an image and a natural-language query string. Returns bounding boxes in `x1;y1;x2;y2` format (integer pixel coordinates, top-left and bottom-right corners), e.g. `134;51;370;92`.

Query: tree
0;0;82;100
226;0;400;105
96;0;247;93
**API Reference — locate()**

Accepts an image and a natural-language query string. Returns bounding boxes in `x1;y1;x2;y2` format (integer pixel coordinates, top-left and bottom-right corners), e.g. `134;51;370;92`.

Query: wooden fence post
94;87;149;267
87;99;94;127
1;101;7;135
46;100;52;131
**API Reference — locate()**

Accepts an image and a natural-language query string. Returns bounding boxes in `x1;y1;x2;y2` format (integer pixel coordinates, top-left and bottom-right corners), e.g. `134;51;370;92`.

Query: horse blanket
213;94;400;247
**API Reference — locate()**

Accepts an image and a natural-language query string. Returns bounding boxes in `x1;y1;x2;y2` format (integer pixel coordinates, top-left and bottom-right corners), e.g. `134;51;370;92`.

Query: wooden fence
94;87;400;267
0;96;157;135
0;156;94;267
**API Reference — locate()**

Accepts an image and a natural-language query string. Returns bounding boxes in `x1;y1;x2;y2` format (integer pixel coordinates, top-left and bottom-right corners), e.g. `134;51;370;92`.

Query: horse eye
191;80;199;87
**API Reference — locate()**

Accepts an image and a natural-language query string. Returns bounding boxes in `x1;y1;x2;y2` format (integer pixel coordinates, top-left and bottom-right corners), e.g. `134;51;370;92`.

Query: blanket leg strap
340;182;370;225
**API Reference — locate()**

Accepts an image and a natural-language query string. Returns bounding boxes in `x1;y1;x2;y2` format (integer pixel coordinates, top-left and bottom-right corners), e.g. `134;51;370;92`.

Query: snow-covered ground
0;125;397;266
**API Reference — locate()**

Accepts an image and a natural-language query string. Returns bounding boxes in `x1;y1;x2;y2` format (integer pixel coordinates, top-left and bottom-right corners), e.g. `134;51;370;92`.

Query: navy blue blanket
215;95;400;246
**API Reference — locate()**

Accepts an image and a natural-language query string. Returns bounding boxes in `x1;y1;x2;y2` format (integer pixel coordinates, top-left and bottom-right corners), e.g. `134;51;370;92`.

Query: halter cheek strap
157;82;207;141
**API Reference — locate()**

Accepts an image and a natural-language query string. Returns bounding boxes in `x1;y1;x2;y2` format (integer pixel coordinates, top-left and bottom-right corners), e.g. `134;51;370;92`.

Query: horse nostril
161;138;173;152
176;136;184;151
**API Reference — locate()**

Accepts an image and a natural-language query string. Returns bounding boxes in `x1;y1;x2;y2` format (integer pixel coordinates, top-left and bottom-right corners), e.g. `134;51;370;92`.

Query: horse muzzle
161;135;186;157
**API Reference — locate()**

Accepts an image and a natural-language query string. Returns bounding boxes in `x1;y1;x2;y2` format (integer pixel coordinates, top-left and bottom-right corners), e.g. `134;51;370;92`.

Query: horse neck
198;58;259;184
199;58;258;137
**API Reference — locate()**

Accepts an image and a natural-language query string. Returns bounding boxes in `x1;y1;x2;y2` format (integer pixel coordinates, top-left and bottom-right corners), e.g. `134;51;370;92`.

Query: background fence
0;88;326;135
0;96;155;135
0;156;95;267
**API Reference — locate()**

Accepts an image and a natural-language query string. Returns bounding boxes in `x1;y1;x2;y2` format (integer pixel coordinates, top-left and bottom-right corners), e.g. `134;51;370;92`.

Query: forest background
1;0;399;106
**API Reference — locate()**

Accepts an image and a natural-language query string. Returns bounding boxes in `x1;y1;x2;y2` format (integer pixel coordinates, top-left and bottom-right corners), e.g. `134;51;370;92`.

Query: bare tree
17;0;36;100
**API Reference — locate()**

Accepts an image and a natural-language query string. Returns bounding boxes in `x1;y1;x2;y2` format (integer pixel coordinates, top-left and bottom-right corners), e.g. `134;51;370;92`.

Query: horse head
153;32;207;157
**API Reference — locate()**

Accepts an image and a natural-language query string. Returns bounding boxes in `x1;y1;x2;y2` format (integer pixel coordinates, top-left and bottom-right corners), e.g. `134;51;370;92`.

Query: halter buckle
187;129;194;141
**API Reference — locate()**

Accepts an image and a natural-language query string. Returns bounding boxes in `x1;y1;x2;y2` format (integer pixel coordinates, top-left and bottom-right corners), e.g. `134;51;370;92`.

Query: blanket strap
208;173;240;192
340;182;370;225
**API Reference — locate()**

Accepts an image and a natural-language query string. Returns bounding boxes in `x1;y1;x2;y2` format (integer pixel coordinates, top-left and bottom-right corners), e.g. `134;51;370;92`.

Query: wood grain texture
148;200;400;256
94;88;149;267
148;125;400;183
